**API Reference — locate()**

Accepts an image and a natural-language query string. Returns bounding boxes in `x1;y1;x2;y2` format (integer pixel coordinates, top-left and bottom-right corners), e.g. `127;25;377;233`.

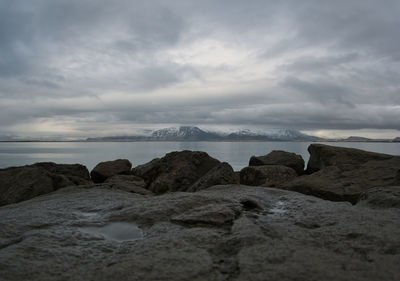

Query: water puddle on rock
79;222;143;242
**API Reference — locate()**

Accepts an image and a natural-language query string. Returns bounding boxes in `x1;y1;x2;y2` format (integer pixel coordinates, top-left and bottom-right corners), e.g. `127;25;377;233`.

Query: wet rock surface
0;184;399;281
240;165;297;187
0;162;91;206
132;150;221;193
249;150;305;175
90;159;132;183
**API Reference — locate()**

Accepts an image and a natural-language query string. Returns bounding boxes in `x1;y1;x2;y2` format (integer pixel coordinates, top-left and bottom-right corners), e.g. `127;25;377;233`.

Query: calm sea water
1;142;399;171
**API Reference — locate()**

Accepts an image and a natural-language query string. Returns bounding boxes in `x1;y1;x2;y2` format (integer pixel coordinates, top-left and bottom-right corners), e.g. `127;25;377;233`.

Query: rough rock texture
250;150;305;175
90;159;132;183
240;165;297;187
105;175;153;195
306;144;393;173
0;162;91;206
188;162;237;192
132;150;220;193
0;185;399;281
357;186;400;209
279;148;400;204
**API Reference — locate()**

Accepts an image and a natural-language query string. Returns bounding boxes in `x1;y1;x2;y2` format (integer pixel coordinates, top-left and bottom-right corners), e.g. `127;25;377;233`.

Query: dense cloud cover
0;0;399;139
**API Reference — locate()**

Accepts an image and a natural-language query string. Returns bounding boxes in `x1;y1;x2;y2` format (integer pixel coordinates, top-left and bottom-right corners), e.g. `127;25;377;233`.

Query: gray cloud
281;76;356;107
0;0;399;138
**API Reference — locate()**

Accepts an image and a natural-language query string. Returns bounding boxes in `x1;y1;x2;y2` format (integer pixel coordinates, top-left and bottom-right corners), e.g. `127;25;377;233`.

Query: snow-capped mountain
227;128;319;141
151;126;221;140
87;126;321;141
150;126;319;141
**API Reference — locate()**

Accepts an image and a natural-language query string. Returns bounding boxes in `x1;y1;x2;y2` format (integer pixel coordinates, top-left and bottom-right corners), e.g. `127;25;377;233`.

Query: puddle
79;222;143;242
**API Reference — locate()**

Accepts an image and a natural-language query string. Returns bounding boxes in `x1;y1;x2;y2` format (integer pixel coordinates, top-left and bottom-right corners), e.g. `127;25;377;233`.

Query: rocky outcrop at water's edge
0;144;400;280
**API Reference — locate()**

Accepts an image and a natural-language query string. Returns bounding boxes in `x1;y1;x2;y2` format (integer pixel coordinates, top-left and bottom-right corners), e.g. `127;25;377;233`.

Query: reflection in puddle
79;222;143;242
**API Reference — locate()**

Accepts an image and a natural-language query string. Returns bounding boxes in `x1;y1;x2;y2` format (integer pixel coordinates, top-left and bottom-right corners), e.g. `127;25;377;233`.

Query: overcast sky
1;0;400;139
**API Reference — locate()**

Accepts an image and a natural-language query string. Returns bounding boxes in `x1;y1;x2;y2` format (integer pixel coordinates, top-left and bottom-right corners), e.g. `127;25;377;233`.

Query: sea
1;141;400;171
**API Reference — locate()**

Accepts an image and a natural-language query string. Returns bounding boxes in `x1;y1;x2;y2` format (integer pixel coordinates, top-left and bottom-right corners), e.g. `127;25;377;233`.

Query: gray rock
250;150;305;175
0;185;399;281
105;175;153;195
188;162;237;192
307;144;393;173
240;165;297;187
90;159;132;183
0;162;91;206
132;151;220;193
357;186;400;209
280;154;400;204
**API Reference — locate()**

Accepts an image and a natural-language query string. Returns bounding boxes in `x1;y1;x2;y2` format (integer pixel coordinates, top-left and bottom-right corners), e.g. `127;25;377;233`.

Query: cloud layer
1;0;399;138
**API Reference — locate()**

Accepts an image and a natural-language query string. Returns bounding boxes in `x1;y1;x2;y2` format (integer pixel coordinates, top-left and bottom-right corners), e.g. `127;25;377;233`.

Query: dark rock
132;151;220;193
234;171;240;183
307;144;393;173
90;159;132;183
249;150;305;175
131;158;162;182
0;185;399;280
240;165;297;187
279;157;400;204
105;175;153;195
0;162;91;206
278;166;358;203
357;186;400;209
187;162;237;192
32;162;91;184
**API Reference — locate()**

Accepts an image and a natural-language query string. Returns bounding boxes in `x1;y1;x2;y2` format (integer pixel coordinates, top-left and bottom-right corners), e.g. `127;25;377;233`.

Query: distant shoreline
0;140;399;143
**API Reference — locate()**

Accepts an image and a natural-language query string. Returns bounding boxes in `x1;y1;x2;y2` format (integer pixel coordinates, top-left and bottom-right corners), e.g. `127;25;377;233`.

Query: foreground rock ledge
0;185;399;281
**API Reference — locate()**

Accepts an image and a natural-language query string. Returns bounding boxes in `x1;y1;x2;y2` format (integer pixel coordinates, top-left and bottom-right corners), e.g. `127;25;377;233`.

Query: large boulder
90;159;132;183
132;151;220;193
306;144;393;173
0;162;91;206
240;165;297;187
279;156;400;204
0;185;399;280
187;162;237;192
249;150;305;175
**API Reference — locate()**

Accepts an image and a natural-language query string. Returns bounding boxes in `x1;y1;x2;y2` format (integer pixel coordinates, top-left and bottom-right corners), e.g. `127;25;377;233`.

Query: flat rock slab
0;185;399;281
306;144;393;173
280;157;400;203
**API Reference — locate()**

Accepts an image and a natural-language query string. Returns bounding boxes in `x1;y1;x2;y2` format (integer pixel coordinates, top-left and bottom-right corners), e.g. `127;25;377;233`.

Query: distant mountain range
345;136;371;141
1;128;398;142
87;126;322;142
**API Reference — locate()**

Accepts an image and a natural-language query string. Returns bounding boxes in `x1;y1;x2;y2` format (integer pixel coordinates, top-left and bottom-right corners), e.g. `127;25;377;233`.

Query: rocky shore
0;144;399;280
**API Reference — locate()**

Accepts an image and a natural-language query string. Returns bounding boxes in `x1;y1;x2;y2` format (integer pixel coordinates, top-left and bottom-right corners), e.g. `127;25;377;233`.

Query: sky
1;0;400;140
